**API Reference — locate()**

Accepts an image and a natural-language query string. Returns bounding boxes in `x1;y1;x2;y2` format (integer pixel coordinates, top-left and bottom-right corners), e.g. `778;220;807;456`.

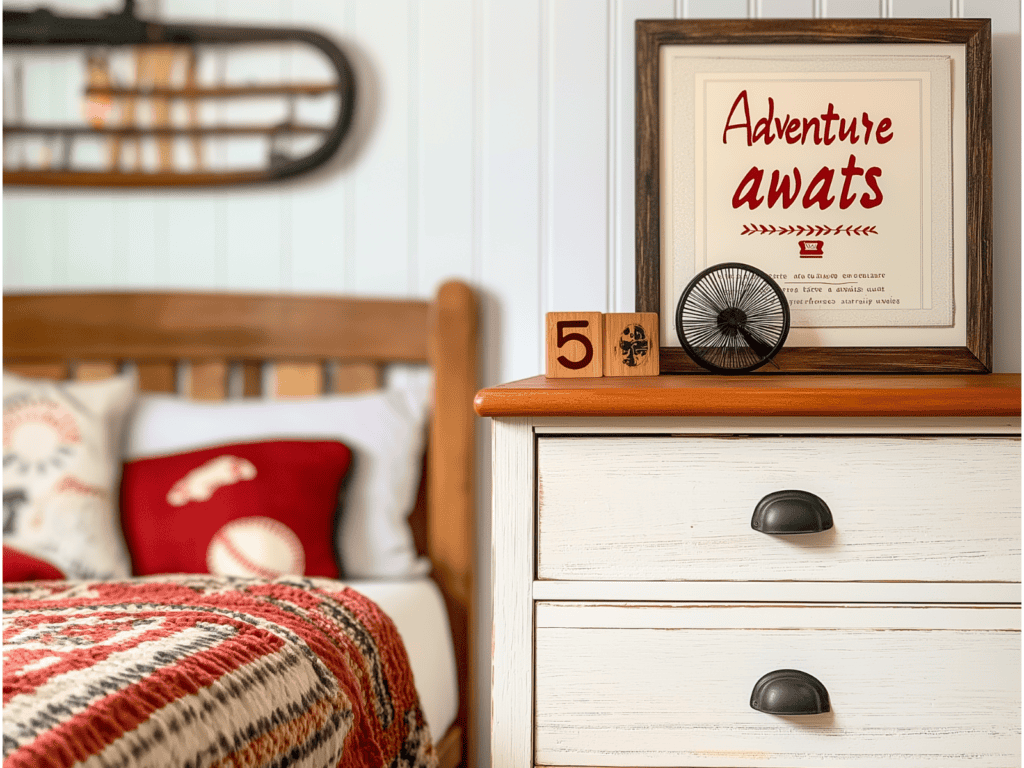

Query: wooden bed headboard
3;279;479;768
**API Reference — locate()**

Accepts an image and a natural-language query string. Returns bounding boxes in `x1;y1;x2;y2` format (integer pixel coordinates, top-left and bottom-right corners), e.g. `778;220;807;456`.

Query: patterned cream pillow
3;371;136;579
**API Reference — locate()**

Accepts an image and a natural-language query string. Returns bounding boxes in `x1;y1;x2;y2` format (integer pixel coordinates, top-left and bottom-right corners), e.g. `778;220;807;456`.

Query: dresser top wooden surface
474;374;1022;418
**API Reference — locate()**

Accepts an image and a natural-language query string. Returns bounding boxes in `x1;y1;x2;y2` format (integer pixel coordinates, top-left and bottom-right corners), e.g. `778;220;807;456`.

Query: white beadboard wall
2;1;1021;766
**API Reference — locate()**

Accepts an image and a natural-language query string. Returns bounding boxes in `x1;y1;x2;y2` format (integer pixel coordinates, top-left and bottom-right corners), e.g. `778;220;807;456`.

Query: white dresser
476;374;1022;768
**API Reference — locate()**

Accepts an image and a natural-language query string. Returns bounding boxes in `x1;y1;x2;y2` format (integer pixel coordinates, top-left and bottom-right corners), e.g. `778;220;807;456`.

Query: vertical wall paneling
760;0;817;16
156;0;224;288
408;0;419;295
890;0;953;16
5;55;59;290
3;198;31;287
117;194;159;286
349;0;413;296
416;0;476;295
62;22;114;295
66;197;115;286
607;0;618;311
686;0;750;16
964;0;1021;372
469;4;492;762
480;0;544;379
614;0;674;315
286;0;350;294
57;47;115;286
219;1;288;290
49;193;70;286
3;39;65;287
160;193;219;287
36;200;64;286
46;3;114;286
342;0;360;292
472;0;485;294
824;0;885;17
546;0;609;315
108;11;159;291
223;191;284;290
281;0;294;289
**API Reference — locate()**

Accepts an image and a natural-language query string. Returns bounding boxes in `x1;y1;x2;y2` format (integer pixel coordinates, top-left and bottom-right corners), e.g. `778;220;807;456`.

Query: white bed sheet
343;577;458;739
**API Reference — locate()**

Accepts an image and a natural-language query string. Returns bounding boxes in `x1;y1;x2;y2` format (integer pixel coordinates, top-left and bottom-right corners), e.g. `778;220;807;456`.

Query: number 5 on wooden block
603;313;659;376
546;313;603;378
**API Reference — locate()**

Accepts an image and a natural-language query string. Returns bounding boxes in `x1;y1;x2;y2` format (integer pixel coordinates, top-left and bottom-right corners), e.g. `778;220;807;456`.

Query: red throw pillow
3;545;66;582
121;440;352;578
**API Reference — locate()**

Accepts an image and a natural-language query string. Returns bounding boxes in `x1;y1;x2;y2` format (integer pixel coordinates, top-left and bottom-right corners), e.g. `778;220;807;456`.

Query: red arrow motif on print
740;224;878;237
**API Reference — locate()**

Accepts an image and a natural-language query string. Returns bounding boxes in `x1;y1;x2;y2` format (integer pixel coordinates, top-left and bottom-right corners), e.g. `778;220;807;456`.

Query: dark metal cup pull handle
751;490;833;534
750;669;831;715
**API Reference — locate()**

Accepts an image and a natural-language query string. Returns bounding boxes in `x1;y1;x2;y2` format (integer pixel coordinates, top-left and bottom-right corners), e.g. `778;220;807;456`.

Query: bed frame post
428;279;479;768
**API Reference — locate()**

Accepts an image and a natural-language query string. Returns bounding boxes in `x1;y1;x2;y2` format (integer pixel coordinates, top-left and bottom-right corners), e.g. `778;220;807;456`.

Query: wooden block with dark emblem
545;312;604;378
603;313;659;376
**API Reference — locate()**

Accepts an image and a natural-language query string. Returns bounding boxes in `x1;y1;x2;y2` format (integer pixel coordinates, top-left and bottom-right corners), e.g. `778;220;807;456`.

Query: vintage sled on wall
3;0;355;187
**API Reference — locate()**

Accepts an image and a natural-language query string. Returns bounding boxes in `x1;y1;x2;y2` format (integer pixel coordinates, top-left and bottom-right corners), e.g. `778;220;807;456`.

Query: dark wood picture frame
636;18;992;374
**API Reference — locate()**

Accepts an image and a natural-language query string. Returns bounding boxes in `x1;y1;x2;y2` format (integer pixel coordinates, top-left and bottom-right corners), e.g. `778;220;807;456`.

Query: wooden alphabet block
603;313;659;376
545;312;603;378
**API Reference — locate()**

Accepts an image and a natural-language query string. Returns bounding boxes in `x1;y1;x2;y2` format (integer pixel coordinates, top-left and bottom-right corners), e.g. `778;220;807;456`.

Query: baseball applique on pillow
121;440;352;578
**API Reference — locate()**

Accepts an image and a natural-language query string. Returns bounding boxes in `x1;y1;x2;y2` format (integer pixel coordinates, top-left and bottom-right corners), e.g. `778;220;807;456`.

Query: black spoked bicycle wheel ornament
675;262;790;373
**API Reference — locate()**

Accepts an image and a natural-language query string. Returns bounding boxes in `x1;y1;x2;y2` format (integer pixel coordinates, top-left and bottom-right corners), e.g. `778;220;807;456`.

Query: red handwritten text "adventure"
723;90;893;211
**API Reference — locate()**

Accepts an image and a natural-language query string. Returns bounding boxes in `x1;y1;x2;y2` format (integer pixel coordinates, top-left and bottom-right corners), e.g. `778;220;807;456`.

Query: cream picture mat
659;43;967;349
696;68;943;324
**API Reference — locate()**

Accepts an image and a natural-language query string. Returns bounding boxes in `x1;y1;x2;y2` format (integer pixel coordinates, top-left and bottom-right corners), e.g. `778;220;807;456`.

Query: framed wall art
635;19;992;373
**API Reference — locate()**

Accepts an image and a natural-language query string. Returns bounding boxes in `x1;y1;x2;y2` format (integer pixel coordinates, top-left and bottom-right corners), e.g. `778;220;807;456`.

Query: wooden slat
434;726;462;768
474;374;1023;418
329;361;381;394
426;280;479;768
3;293;431;362
274;362;325;398
241;361;262;397
4;362;69;380
135;361;177;393
4;123;330;137
86;82;339;98
74;361;119;381
188;360;228;401
184;50;202;171
84;52;113;163
143;46;178;172
5;170;268;187
428;280;478;601
111;48;141;171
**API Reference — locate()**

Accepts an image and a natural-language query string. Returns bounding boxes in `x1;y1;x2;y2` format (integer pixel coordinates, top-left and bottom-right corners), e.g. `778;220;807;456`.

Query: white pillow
124;369;432;578
3;370;137;579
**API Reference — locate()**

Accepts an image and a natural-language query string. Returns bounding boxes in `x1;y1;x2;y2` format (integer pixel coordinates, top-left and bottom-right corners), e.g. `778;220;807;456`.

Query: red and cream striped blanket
2;575;436;768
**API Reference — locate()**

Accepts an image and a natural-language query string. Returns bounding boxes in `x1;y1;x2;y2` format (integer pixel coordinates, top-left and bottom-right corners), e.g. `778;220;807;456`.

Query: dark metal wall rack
3;0;356;187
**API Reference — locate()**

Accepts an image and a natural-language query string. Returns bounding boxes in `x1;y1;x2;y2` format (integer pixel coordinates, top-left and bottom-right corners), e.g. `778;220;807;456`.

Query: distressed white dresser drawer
534;602;1022;768
537;436;1021;583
